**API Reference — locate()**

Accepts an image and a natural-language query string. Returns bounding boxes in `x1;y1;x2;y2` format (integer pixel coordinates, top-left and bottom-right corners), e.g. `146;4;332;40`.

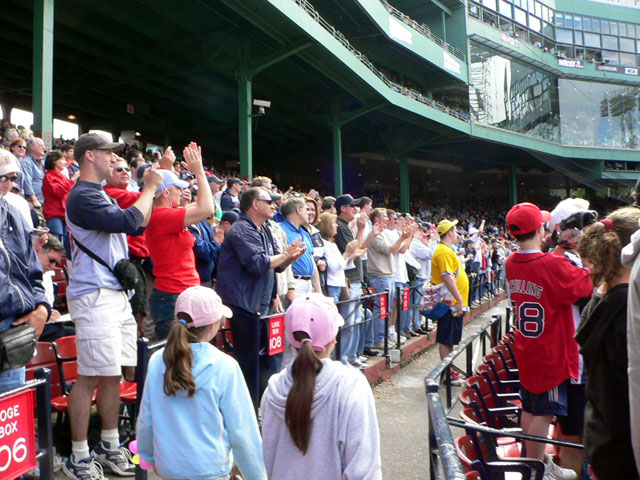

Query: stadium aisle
374;299;508;480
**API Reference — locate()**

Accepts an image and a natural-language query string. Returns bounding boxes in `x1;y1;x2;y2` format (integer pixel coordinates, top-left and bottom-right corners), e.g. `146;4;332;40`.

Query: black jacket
575;283;638;479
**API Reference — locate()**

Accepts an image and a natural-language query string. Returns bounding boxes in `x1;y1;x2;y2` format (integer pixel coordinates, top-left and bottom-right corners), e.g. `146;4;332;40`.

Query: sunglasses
0;175;18;183
15;145;26;149
115;167;131;173
256;198;273;204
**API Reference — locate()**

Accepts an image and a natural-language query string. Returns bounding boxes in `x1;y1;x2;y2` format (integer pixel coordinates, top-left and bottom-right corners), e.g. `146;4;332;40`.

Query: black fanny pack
73;238;141;290
0;324;36;373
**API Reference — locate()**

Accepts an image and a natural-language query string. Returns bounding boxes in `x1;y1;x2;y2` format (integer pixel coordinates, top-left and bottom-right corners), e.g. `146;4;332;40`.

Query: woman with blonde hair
576;206;639;479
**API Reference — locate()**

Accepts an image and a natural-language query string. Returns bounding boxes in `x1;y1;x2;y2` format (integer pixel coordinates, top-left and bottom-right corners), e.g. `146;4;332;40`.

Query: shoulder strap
73;237;116;275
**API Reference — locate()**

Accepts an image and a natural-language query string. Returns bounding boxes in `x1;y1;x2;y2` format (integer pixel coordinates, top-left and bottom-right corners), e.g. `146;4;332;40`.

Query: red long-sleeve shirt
42;170;75;220
104;185;150;258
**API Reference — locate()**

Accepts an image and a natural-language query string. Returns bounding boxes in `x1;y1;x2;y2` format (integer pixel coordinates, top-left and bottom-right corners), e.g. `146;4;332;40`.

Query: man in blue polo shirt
278;197;321;296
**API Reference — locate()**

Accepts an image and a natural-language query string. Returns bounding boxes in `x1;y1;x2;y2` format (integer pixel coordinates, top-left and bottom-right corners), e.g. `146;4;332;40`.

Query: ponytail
285;334;323;454
163;313;207;397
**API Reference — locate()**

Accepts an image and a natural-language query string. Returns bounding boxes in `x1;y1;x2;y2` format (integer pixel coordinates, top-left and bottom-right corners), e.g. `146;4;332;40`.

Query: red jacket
103;185;150;258
42;170;75;220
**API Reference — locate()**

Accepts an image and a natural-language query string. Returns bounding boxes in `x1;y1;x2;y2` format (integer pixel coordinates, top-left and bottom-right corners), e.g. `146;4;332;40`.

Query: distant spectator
22;136;47;208
220;178;241;212
61;143;79;177
42;150;78;251
147;143;214;339
252;176;272;190
219;210;238;234
216;187;305;404
207;174;225;221
189;215;223;287
321;196;337;214
126;149;145;192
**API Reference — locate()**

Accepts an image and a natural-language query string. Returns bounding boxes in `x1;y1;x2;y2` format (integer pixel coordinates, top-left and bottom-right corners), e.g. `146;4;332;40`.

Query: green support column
442;12;447;42
238;73;252;181
331;96;343;197
508;165;518;206
400;154;409;212
33;0;54;150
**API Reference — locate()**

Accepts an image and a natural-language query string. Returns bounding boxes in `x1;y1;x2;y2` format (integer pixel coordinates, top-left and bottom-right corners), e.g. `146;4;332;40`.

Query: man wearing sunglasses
0;149;50;394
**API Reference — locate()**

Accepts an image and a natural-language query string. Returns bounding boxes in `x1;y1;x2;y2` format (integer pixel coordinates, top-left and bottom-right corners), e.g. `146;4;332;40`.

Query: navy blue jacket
0;199;50;332
216;213;280;317
188;220;220;287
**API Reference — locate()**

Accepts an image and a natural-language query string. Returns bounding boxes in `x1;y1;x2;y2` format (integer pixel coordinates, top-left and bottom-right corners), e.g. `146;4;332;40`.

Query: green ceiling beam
32;0;54;148
245;41;312;77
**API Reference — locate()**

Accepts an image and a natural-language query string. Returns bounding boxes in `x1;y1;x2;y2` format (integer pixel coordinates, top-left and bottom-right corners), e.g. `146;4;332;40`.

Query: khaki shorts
68;288;137;377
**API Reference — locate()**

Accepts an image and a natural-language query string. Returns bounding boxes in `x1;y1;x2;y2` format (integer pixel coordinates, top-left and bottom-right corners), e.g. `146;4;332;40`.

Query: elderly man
22;136;47;208
217;187;304;404
0;150;49;394
63;133;163;480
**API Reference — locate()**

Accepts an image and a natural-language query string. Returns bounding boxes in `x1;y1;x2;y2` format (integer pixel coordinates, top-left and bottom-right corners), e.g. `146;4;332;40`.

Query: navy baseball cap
335;194;357;212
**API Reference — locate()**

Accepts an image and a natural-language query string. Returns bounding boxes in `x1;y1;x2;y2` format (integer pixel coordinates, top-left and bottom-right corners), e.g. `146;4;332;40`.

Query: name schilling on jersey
509;279;543;298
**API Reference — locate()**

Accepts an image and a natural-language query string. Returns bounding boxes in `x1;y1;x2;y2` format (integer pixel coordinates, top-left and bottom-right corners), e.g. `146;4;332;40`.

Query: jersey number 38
510;301;545;338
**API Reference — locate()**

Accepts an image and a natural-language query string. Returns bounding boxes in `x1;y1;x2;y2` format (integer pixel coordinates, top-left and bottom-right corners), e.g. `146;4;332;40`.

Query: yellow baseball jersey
431;243;469;307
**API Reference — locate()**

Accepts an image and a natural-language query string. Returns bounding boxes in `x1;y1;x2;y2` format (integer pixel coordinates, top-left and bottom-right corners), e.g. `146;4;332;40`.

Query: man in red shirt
505;202;592;480
104;157;153;336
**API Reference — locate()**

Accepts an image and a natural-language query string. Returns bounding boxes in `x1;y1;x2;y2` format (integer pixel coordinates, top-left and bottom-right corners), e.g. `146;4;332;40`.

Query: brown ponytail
285;332;323;454
163;313;208;397
577;206;640;289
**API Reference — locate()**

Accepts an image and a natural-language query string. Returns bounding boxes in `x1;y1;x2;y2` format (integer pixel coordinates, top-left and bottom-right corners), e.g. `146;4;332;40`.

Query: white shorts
68;288;137;377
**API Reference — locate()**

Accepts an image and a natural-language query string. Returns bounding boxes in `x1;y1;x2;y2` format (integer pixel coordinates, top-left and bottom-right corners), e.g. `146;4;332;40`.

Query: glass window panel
601;21;610;35
565;14;573;29
555;12;563;27
620;52;635;65
583;17;592;32
535;1;542;17
530;15;541;32
515;7;527;25
602;50;619;64
618;23;626;36
620;37;635;52
603;35;618;50
637;39;640;51
592;18;601;33
627;24;635;37
556;28;573;44
575;31;583;46
574;15;582;30
543;22;554;39
584;32;601;47
500;0;512;18
484;0;497;10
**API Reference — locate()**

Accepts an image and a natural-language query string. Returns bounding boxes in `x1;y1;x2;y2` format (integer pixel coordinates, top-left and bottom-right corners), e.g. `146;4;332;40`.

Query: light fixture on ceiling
67;114;76;120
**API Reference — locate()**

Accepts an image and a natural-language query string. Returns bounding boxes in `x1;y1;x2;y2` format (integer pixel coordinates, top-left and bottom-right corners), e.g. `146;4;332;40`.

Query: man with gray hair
22;137;47;209
279;196;321;296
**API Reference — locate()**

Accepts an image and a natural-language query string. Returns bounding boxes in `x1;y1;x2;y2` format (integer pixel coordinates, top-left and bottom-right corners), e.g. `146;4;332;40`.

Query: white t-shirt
5;192;33;229
322;239;347;288
383;229;408;283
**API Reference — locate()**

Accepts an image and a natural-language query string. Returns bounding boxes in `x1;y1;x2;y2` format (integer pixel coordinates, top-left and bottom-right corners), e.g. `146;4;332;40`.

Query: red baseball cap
506;202;543;236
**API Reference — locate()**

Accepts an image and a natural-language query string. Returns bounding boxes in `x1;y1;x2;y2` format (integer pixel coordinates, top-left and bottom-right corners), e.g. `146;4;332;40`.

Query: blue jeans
410;278;424;330
0;318;25;393
149;288;180;340
328;284;361;364
369;276;394;344
46;217;70;258
395;282;410;333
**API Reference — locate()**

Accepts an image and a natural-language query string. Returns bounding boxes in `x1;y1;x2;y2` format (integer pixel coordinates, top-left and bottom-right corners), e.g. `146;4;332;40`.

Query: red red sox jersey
506;251;593;394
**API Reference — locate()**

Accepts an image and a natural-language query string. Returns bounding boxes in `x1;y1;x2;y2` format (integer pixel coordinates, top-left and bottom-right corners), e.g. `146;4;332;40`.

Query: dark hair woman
42;150;78;251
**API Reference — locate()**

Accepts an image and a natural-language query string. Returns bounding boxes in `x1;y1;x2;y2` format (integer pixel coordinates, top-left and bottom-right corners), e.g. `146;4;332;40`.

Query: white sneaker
543;453;577;480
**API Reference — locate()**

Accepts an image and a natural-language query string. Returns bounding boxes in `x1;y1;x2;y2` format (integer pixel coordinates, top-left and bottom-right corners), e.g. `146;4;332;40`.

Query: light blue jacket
136;343;267;480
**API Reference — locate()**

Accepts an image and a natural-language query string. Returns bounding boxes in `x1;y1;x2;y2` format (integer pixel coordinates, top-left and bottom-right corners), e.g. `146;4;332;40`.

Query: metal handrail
291;0;470;122
379;0;466;61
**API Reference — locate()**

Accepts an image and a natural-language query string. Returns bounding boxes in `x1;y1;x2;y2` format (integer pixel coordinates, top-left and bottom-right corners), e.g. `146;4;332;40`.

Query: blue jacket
216;213;279;317
188;220;220;287
0;199;49;332
136;343;267;480
21;155;45;203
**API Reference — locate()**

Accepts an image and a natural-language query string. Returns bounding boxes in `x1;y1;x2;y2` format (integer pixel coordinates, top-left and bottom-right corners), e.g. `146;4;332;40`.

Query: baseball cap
506;202;542;236
548;198;591;232
437;219;458;236
207;174;225;184
0;150;20;177
220;211;239;224
334;194;357;212
174;286;233;328
270;192;282;202
157;169;190;193
74;133;124;161
540;210;552;223
179;171;195;181
227;178;241;188
286;294;345;352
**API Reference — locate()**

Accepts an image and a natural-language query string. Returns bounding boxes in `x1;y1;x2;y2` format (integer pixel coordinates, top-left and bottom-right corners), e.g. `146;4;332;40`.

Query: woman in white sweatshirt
260;293;382;480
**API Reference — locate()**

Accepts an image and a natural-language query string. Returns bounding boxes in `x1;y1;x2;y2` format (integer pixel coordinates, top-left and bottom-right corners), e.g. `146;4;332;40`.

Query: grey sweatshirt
620;221;640;476
260;358;382;480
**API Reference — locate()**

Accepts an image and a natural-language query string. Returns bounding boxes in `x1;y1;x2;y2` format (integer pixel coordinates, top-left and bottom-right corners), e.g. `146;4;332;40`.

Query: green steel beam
32;0;54;149
332;96;343;196
400;154;409;212
238;72;253;180
430;0;452;16
508;165;517;206
247;42;312;77
335;101;384;127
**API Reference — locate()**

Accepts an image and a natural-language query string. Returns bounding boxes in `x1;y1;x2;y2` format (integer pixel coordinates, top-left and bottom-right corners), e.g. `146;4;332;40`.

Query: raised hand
159;146;176;170
183;142;204;174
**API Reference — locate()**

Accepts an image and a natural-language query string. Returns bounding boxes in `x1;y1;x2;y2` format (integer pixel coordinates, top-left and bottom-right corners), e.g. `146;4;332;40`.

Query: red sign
379;294;388;319
0;389;37;479
268;315;285;355
402;288;410;311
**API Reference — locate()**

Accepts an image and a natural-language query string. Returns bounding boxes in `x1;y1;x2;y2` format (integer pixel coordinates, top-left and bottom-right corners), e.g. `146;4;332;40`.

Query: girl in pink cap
260;293;382;479
136;286;267;480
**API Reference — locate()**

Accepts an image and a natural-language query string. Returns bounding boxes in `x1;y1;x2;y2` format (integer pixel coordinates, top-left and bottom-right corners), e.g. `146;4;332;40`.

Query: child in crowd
261;293;382;479
136;286;267;480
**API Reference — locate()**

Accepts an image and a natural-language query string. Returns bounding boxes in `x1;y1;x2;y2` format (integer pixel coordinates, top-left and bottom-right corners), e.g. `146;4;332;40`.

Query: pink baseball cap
174;286;232;328
286;294;345;352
